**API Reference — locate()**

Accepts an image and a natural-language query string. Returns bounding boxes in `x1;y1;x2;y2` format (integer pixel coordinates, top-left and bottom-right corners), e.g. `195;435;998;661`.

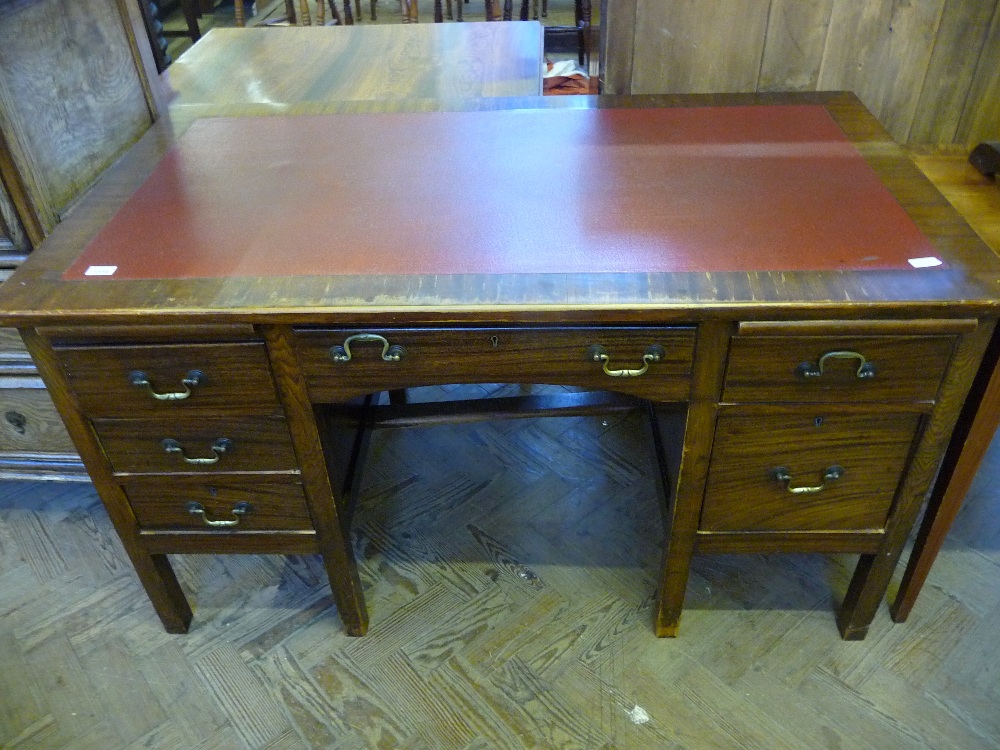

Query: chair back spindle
233;0;353;25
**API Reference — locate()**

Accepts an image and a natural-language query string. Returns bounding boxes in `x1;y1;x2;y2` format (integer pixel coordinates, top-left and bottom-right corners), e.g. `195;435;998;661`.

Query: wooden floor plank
3;322;1000;749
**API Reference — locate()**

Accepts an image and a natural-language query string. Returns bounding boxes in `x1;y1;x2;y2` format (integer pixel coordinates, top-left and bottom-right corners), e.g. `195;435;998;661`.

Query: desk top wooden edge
2;92;999;328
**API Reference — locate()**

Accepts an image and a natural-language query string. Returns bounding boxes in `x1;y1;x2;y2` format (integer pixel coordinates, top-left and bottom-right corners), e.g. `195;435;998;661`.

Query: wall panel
909;0;996;143
956;4;1000;145
758;0;835;92
631;0;772;94
818;0;947;141
607;0;1000;144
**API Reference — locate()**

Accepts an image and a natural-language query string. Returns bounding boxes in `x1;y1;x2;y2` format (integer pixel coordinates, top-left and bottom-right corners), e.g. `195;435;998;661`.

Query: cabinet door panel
0;0;153;232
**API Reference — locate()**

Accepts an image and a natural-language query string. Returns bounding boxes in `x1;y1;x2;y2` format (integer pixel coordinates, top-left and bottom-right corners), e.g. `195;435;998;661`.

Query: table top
164;24;544;105
2;93;1000;326
63;105;938;280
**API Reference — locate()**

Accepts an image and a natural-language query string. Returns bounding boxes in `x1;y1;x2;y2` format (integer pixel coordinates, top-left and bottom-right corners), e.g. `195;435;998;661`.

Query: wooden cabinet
0;0;163;479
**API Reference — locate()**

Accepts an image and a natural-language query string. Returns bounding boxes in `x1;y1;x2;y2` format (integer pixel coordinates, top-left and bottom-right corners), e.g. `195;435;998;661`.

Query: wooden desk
164;23;544;105
2;93;998;641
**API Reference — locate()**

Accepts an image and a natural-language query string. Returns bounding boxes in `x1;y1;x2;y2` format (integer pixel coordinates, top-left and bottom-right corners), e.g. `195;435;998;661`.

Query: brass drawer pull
186;500;251;527
771;465;845;494
129;369;206;400
587;344;666;378
330;334;405;363
795;351;876;380
161;437;233;464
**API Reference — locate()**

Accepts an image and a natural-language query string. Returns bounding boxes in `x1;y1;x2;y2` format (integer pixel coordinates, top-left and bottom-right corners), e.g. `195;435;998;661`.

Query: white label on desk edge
84;265;118;276
908;256;943;268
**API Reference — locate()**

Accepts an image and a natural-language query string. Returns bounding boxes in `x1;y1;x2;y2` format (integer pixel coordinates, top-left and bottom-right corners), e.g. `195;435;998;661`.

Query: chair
401;0;591;68
234;0;353;26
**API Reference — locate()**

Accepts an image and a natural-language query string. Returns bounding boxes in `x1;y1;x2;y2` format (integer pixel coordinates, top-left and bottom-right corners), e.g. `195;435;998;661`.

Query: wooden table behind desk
891;150;1000;621
163;24;544;105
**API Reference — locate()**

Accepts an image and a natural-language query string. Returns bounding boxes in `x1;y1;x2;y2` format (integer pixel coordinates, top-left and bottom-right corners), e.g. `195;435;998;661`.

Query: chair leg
576;0;591;67
180;0;202;42
445;0;453;20
328;0;342;23
371;0;377;20
541;0;546;17
354;0;361;20
456;0;463;20
298;0;312;24
434;0;443;21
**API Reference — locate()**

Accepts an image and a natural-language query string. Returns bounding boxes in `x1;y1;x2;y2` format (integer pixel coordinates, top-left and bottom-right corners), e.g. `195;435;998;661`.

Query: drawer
0;380;76;454
294;327;697;401
701;410;922;532
123;478;313;531
53;342;281;418
723;335;957;403
92;416;299;475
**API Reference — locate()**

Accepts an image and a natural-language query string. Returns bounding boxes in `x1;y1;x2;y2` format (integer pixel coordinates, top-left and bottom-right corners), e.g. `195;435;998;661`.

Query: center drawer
293;327;697;401
92;416;299;475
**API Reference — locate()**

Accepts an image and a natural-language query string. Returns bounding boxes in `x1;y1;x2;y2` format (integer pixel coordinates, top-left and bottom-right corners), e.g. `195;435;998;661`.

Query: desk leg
651;401;710;636
891;327;1000;622
653;321;730;636
131;551;193;633
837;320;996;638
263;326;369;636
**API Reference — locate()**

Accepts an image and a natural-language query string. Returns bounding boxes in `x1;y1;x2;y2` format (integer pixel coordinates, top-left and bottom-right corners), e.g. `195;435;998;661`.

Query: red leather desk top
64;106;938;280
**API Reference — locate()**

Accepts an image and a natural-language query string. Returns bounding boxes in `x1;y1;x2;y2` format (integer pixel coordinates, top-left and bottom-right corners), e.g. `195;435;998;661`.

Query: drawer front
0;382;76;454
124;478;313;531
53;342;281;417
701;411;922;532
294;327;697;401
723;336;956;403
92;416;299;475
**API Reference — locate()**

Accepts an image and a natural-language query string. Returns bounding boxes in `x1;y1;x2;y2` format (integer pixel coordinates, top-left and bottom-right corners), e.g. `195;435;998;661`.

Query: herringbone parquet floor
2;380;999;749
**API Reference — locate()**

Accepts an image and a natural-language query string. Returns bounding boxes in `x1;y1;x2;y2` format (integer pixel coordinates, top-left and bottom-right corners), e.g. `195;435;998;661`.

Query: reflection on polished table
164;23;544;105
1;92;999;641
